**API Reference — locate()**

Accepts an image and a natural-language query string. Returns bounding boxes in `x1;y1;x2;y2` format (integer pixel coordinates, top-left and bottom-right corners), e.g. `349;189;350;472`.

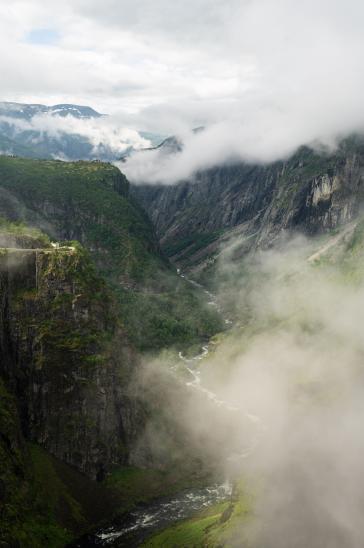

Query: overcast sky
2;1;364;181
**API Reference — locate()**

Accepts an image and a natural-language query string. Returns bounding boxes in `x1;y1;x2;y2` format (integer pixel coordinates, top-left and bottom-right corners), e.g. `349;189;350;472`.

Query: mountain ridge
0;101;103;119
131;137;364;271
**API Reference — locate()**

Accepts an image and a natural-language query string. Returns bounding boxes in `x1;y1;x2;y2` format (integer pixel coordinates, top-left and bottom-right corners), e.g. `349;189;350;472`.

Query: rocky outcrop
0;245;137;480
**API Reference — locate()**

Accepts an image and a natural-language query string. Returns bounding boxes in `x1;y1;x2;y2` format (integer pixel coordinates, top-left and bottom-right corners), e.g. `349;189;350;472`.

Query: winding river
70;273;261;547
70;483;231;547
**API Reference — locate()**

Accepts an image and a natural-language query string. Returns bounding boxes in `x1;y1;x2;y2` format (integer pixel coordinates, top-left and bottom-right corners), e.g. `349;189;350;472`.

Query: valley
3;0;364;545
1;130;364;547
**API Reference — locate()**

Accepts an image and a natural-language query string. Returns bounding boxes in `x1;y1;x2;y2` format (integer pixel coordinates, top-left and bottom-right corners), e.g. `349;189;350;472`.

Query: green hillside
0;156;222;349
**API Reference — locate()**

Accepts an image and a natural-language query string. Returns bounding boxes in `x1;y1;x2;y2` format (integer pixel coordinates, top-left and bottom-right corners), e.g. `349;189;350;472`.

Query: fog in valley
133;229;364;546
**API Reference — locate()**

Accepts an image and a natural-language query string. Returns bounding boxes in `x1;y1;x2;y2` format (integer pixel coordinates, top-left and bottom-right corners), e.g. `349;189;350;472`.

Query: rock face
0;246;136;479
131;138;364;267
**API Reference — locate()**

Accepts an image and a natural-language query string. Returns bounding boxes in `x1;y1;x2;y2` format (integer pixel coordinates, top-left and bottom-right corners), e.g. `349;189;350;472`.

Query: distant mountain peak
0;101;102;119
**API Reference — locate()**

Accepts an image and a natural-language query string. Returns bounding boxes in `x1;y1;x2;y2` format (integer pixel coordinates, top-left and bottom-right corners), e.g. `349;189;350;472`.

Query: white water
95;483;232;545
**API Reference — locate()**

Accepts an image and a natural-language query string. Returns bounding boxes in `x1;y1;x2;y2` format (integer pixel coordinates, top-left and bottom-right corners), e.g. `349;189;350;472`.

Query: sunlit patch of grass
144;481;255;548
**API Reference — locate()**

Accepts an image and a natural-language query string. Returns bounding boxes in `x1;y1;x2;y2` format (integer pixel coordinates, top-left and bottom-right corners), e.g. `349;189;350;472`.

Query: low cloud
0;113;152;158
122;87;364;184
3;0;364;182
218;234;364;546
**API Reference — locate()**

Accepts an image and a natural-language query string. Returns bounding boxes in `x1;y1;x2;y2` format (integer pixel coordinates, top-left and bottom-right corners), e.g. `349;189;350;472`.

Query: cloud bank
2;1;364;181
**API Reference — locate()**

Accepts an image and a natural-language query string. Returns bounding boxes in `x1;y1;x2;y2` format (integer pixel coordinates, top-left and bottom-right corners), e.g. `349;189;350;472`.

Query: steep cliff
131;136;364;269
0;220;220;546
0;216;147;545
0;243;136;479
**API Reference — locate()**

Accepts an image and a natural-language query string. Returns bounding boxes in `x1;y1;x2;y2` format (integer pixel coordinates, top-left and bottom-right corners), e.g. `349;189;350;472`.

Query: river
69;483;231;547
